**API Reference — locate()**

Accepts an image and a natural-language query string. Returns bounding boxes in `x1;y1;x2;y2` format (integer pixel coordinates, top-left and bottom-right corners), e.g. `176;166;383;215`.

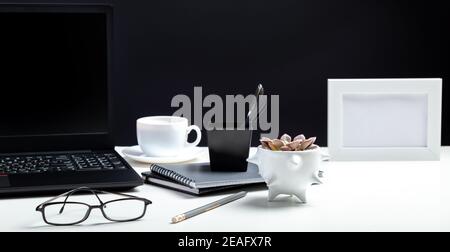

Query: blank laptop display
0;12;108;137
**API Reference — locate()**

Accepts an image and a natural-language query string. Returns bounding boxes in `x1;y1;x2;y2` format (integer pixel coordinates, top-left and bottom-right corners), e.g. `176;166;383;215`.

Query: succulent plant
260;134;318;151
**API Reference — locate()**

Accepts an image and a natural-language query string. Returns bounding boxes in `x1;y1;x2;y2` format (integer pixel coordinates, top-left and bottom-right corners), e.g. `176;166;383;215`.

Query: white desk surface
1;147;450;232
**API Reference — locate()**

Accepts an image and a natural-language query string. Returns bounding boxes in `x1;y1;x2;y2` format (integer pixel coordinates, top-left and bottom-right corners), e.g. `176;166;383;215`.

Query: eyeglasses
36;187;152;226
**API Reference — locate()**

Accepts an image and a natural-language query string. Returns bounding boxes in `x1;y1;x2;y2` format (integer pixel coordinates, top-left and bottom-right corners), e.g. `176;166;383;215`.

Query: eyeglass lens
102;199;147;221
44;202;90;225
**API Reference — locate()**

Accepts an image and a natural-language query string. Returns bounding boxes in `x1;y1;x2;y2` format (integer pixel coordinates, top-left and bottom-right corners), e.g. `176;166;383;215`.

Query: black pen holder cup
206;123;252;172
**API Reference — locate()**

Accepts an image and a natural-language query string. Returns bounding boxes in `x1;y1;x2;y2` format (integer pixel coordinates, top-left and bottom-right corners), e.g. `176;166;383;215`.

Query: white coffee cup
137;116;202;157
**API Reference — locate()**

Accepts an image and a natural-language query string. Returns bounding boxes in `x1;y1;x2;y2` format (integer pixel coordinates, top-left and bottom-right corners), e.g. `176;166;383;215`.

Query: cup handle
186;125;202;148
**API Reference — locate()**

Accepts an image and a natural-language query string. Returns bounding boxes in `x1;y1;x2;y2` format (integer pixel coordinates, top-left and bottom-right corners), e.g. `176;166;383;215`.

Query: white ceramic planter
248;146;322;203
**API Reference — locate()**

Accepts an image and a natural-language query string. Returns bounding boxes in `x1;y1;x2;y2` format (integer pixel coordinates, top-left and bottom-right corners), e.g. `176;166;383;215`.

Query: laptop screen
0;11;108;137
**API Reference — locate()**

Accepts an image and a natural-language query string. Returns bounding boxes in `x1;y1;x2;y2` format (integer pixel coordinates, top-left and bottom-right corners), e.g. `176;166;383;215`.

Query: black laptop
0;4;142;195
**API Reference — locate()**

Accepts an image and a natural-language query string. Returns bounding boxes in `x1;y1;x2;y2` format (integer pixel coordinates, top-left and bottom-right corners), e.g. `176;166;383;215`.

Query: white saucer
122;146;205;164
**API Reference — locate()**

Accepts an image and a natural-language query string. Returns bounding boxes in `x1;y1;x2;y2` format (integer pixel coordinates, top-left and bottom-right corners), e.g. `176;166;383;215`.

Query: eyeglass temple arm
35;187;103;211
56;188;152;213
81;188;152;204
36;187;82;211
57;187;105;214
36;187;153;212
95;190;152;204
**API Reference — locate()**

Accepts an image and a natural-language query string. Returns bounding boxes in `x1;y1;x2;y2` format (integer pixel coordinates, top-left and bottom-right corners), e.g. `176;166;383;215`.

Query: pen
171;191;248;224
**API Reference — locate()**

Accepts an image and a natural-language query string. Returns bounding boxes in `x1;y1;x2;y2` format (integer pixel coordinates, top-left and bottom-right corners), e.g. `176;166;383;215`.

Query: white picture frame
328;78;442;161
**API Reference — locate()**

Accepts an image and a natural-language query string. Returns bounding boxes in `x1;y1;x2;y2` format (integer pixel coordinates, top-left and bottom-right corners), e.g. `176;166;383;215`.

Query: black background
1;0;448;147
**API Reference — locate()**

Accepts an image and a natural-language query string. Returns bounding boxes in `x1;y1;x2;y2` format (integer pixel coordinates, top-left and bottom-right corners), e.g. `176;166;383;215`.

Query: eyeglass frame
36;186;152;226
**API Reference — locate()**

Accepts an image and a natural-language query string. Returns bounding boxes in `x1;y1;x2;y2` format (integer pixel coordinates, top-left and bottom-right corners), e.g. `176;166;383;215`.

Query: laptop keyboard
0;152;128;175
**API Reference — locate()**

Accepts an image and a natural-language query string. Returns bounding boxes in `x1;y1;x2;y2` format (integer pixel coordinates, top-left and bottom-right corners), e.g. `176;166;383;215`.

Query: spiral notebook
141;163;264;195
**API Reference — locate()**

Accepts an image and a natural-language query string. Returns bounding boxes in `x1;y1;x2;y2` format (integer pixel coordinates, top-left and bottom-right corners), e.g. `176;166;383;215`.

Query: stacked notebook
141;163;265;195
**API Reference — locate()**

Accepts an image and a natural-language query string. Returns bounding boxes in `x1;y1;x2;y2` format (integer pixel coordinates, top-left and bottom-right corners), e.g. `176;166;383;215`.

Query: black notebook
141;163;264;195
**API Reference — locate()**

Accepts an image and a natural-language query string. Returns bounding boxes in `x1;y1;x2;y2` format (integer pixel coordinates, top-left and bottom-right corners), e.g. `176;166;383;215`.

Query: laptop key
0;152;127;174
79;167;102;171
